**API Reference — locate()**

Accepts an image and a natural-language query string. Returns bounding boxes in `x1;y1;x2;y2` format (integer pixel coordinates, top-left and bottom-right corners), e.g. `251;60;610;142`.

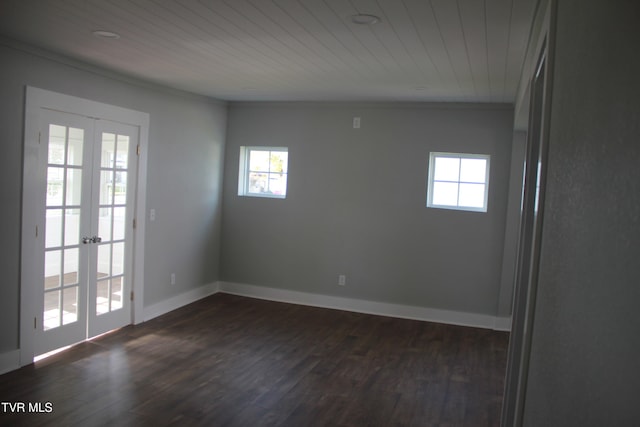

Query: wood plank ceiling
0;0;538;102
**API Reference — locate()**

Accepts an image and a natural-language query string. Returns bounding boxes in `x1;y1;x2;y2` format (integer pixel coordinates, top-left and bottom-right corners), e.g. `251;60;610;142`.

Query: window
427;152;490;212
238;146;288;198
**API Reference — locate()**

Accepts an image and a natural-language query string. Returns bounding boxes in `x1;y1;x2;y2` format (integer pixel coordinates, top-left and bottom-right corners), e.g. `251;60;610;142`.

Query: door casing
20;87;149;366
501;1;557;424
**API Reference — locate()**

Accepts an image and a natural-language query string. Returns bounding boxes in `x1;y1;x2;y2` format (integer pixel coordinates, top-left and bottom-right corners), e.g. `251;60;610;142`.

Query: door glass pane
112;242;124;276
43;291;61;330
114;171;127;204
47;167;64;206
48;125;66;165
67;128;84;166
64;209;81;246
44;250;61;290
111;277;123;311
45;209;63;249
63;248;79;286
101;133;116;168
66;168;82;206
97;244;111;279
113;207;126;241
62;287;78;325
116;135;129;170
100;170;114;205
96;280;110;315
99;207;112;242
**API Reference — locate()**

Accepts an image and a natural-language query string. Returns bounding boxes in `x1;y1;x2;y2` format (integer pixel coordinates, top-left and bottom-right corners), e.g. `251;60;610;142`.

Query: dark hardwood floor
0;293;508;426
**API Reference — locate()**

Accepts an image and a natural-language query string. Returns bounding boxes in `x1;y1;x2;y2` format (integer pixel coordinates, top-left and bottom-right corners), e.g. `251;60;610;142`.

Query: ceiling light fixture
350;14;381;25
92;30;120;40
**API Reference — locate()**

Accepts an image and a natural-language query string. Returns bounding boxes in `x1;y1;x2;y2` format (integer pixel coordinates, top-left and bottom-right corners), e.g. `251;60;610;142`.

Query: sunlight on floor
34;345;73;362
33;326;124;363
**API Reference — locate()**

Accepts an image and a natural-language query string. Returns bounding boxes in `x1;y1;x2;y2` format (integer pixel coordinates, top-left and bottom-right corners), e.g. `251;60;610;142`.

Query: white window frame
426;152;490;212
238;146;288;199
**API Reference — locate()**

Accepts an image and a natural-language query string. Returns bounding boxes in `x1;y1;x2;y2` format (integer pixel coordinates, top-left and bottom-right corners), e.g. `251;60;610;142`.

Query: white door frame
501;1;556;425
20;87;149;366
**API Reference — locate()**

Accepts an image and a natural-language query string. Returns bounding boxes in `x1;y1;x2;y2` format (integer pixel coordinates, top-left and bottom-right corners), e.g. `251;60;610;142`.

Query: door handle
82;236;102;244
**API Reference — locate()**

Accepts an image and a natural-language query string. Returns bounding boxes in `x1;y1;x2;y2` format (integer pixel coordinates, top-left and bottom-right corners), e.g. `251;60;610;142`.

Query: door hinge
38;131;42;144
133;218;137;229
34;317;37;329
35;225;38;238
136;145;140;156
130;291;134;301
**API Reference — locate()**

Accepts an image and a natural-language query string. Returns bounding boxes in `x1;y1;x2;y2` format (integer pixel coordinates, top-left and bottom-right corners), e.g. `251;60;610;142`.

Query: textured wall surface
523;1;640;425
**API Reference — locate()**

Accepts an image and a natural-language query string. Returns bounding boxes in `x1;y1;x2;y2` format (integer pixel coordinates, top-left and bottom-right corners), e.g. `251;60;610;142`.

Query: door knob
82;236;102;244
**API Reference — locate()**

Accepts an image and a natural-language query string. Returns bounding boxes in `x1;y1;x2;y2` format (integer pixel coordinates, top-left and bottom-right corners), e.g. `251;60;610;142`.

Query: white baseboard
0;349;20;375
493;316;512;332
143;282;219;322
218;281;511;331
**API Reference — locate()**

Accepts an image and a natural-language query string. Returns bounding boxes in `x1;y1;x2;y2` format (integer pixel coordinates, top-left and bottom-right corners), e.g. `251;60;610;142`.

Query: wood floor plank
0;293;508;426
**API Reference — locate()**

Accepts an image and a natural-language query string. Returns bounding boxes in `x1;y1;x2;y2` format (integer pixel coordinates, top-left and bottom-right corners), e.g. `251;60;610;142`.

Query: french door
36;109;138;355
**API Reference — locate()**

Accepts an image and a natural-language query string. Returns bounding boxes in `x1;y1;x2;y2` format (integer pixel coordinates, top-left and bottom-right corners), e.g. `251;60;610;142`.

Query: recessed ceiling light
350;14;381;25
92;30;120;40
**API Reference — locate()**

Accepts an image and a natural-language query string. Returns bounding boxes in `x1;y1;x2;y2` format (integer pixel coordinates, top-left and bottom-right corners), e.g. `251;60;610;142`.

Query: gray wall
0;40;227;354
522;1;640;425
221;102;514;316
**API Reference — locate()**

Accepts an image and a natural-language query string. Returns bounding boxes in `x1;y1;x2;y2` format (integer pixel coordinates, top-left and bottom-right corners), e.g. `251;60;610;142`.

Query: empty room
1;0;638;426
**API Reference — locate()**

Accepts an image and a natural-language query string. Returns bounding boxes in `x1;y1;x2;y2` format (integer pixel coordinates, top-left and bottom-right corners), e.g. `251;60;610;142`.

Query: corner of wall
142;282;220;322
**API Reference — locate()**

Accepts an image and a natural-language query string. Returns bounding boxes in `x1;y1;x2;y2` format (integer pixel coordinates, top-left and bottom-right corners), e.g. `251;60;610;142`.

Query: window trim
426;152;490;212
238;146;288;199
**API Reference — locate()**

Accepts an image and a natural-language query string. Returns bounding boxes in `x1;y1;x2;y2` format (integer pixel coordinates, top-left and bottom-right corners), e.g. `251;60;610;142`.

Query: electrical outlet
338;274;346;286
170;273;176;285
150;209;156;221
352;117;361;129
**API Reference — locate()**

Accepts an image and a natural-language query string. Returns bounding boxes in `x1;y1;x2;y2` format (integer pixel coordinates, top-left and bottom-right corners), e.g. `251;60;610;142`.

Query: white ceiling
0;0;538;103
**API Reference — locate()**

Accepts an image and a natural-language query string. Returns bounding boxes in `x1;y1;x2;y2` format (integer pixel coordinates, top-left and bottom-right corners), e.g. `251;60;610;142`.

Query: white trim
493;316;512;332
142;282;220;322
0;350;20;375
218;281;510;331
132;112;149;325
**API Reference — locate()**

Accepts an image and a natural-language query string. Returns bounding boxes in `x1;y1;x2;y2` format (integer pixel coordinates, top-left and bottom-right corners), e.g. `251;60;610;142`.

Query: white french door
36;109;138;355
